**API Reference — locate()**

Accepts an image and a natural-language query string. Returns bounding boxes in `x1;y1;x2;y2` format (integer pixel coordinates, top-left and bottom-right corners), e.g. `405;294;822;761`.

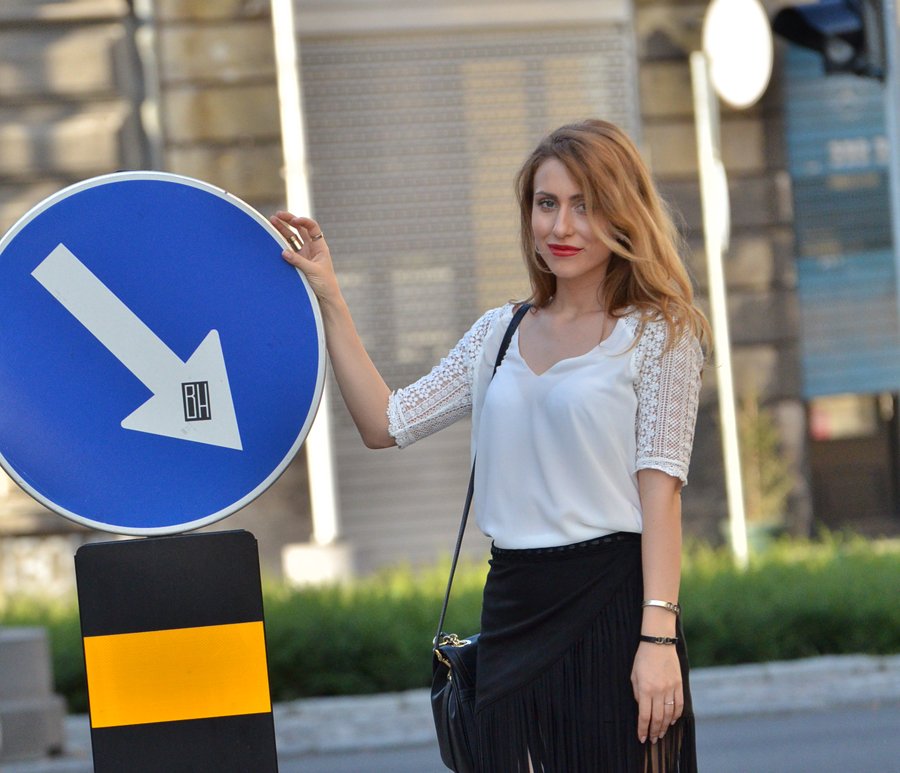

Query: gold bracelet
642;599;681;615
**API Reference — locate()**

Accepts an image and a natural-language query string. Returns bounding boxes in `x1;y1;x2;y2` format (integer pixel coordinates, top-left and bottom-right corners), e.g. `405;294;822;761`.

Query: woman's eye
536;198;556;210
574;202;587;215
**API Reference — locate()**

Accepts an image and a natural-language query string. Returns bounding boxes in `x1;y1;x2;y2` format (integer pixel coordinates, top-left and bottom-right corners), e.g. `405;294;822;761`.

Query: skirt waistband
490;531;640;561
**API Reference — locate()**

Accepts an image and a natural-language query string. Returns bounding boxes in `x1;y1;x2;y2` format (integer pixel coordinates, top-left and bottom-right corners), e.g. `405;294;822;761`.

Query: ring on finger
309;232;325;241
288;234;303;251
664;701;676;706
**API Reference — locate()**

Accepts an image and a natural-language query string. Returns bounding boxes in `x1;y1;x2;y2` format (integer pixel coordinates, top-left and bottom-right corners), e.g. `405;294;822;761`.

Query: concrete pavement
6;652;900;771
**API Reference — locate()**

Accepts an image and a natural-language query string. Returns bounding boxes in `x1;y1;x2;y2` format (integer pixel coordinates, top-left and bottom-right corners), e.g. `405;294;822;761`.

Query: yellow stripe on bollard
83;621;271;728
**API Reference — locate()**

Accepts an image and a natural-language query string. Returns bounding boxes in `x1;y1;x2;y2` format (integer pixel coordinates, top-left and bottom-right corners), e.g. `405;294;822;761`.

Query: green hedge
2;535;898;714
680;535;900;665
263;560;486;701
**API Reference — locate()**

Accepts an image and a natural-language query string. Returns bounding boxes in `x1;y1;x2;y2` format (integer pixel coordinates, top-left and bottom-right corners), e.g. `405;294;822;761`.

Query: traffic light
772;0;885;79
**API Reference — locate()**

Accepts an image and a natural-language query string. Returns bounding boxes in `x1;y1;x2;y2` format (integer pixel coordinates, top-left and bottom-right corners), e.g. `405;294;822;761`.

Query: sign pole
695;0;773;564
691;51;749;568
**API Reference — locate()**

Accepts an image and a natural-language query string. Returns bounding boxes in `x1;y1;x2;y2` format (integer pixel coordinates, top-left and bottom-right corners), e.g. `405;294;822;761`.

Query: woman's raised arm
270;211;395;449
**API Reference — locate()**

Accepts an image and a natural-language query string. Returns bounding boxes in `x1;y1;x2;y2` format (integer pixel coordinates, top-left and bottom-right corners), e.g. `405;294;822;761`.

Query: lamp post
270;0;341;549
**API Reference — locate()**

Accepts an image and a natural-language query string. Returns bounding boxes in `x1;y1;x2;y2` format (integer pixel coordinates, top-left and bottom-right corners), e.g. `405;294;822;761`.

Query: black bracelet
639;634;679;646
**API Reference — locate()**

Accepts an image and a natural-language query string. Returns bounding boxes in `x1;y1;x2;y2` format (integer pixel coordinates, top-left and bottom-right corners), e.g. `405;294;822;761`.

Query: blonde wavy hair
516;119;710;349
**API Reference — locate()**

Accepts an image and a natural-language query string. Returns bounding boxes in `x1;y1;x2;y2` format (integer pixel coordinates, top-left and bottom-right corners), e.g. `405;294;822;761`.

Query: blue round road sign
0;172;325;535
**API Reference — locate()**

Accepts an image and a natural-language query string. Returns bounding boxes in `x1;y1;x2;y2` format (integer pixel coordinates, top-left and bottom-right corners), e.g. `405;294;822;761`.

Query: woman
271;119;707;772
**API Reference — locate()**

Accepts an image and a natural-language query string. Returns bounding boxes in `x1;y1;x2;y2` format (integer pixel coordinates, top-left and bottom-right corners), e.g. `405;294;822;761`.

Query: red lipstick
547;244;582;257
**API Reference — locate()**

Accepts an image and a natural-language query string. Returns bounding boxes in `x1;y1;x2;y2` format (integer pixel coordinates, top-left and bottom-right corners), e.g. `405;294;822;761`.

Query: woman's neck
547;280;606;318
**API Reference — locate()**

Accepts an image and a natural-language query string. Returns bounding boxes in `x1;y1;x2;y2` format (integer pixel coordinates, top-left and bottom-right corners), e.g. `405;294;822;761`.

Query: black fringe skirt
474;532;697;772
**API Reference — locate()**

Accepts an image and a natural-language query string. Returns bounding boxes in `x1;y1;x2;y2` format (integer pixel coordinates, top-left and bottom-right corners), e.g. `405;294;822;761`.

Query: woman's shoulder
618;309;703;375
614;306;648;339
619;307;698;343
451;304;517;365
487;302;518;322
467;303;516;337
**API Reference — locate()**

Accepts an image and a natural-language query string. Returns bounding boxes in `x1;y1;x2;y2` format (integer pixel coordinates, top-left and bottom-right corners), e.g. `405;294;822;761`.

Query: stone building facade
1;0;850;600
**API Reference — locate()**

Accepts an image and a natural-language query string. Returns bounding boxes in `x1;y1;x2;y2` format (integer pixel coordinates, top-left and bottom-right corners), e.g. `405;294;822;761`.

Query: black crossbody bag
431;303;530;773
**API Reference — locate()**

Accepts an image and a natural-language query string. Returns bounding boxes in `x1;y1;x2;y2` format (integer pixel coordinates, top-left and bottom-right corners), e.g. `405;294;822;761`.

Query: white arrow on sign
32;243;243;450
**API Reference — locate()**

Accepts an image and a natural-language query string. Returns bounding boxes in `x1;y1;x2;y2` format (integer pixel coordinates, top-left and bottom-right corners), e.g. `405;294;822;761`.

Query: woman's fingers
660;696;676;738
672;684;685;726
649;696;665;743
274;212;325;241
635;687;682;744
276;211;312;230
641;695;673;744
270;212;300;242
651;686;686;743
271;212;313;244
636;693;651;744
273;213;329;269
269;219;303;259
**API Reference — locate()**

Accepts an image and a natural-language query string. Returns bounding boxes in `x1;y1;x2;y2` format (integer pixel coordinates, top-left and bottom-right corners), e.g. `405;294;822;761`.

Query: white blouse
387;303;703;548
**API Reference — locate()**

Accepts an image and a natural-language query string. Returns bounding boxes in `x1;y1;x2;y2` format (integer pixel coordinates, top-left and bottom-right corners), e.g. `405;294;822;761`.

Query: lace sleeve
633;320;704;484
387;307;503;448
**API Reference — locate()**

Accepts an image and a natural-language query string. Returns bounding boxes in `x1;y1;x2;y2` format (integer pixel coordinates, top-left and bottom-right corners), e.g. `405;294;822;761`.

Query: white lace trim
623;315;704;484
387;306;703;484
387;306;505;448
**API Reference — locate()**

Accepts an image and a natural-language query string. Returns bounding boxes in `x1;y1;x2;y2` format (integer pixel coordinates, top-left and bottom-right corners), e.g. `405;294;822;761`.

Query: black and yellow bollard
75;530;278;772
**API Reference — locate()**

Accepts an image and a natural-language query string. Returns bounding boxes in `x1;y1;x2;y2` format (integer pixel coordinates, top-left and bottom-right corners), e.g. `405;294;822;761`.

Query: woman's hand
269;211;341;307
631;642;684;745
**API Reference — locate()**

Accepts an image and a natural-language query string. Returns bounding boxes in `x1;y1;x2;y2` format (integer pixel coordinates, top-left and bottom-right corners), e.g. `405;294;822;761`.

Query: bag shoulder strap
434;302;531;646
